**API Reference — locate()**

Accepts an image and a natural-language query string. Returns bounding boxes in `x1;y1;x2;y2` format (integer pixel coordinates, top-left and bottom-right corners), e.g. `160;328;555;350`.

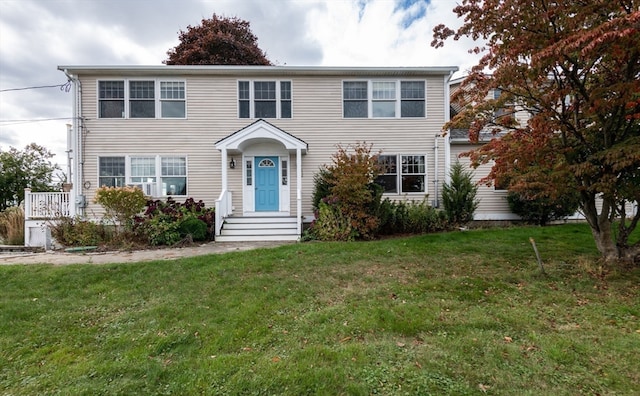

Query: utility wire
0;117;73;126
0;81;72;93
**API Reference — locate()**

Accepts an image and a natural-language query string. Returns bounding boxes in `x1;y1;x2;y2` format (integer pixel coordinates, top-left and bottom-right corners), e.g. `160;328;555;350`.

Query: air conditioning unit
130;183;156;196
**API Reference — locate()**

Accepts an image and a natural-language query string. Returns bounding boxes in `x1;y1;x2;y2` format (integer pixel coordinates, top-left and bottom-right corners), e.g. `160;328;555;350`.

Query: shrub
179;217;208;241
310;142;382;241
507;190;580;225
377;199;448;235
0;207;24;245
134;197;215;246
49;216;111;247
311;199;357;241
94;186;147;229
441;162;479;226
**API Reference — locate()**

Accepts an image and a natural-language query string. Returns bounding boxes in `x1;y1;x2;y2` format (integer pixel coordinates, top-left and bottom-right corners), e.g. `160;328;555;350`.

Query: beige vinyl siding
450;144;518;220
77;72;451;219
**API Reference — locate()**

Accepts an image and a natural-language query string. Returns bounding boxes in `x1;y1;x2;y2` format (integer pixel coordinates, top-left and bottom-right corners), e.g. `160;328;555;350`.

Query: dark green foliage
441;162;479;226
0;143;60;210
377;199;448;235
507;190;580;226
312;167;332;211
178;218;208;241
134;197;215;246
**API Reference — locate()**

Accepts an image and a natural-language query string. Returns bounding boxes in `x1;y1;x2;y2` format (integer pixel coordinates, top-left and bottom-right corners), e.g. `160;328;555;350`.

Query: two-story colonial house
53;65;458;241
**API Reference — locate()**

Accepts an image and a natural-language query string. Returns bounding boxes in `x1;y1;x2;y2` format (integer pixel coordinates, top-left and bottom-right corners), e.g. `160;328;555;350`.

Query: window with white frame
238;80;292;119
98;155;187;196
343;80;426;118
343;81;368;118
98;81;125;118
375;154;426;193
161;156;187;196
129;81;155;118
98;79;186;119
98;156;126;187
160;81;186;118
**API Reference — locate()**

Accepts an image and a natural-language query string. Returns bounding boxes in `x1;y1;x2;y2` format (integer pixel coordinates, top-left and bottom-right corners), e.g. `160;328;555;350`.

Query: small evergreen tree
441;162;479;226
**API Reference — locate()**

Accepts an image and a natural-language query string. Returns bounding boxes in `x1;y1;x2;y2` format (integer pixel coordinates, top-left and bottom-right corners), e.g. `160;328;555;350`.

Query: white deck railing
24;188;73;219
214;189;233;236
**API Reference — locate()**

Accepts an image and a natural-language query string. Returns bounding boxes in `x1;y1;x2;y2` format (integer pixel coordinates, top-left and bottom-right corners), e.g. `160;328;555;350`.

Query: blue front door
255;156;279;211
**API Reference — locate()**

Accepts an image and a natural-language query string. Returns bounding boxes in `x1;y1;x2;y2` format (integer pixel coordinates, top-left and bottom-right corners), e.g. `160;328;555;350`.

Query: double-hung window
98;157;126;187
372;82;396;117
343;81;368;118
160;81;186;118
238;80;292;119
375;154;426;194
98;79;186;119
129;81;155;118
98;155;187;196
98;81;125;118
343;80;426;118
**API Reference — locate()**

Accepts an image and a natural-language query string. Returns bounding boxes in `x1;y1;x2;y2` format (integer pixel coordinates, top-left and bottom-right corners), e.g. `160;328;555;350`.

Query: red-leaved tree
433;1;640;263
165;14;271;65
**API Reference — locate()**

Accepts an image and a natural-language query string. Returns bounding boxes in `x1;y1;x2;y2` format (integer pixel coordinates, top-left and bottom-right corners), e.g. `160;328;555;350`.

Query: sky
0;0;480;174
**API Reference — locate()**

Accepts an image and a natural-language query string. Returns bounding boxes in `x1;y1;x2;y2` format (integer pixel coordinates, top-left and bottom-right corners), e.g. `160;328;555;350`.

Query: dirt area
0;241;293;266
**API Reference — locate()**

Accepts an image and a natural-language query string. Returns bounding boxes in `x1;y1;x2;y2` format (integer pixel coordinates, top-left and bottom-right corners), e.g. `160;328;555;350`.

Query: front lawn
1;224;638;395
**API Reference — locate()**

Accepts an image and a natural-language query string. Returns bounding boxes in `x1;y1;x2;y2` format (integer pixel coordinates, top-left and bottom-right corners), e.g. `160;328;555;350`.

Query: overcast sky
0;0;479;172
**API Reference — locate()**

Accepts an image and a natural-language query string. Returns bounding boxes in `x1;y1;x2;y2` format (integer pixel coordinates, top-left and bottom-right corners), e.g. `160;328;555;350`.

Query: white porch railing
214;189;233;236
24;188;74;219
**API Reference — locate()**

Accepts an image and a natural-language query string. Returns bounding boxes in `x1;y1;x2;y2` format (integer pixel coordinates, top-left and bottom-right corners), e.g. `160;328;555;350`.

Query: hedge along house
24;65;459;244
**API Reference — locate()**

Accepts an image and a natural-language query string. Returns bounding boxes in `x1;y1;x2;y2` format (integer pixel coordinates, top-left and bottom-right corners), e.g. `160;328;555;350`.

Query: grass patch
1;224;639;395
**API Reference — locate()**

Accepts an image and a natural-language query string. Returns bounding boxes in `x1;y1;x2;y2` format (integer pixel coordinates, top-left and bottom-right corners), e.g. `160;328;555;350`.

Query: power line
0;81;72;93
0;117;73;126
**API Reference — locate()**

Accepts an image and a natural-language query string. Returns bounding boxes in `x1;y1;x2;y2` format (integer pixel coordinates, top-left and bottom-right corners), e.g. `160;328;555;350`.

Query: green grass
1;223;639;395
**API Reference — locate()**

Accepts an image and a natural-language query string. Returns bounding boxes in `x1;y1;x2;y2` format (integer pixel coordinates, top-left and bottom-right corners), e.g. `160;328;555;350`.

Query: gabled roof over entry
215;119;308;154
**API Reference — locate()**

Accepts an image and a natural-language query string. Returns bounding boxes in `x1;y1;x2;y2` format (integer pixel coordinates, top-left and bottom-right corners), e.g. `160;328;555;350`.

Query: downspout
63;69;83;216
433;134;439;208
443;70;455;185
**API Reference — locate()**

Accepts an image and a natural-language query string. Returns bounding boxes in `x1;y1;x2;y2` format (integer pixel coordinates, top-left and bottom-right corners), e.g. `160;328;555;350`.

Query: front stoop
216;216;299;242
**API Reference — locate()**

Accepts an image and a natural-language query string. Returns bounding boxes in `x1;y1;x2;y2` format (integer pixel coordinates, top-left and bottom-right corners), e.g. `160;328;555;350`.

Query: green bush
441;162;479;226
378;199;448;235
311;200;357;241
179;217;208;241
94;186;147;229
134;197;215;246
507;190;580;225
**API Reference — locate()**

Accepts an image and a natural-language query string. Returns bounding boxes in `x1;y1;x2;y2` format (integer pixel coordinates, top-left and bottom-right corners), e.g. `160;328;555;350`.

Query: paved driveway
0;242;292;265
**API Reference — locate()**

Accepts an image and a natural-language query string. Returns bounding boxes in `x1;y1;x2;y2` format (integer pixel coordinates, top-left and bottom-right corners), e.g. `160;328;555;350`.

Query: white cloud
0;0;480;172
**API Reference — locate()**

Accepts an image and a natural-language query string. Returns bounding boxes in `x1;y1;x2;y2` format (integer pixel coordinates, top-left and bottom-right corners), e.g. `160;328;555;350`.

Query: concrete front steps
216;216;300;242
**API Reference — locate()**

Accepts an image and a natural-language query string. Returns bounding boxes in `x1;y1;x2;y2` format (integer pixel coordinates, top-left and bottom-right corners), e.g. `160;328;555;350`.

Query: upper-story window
238;80;292;119
98;80;186;119
343;80;426;118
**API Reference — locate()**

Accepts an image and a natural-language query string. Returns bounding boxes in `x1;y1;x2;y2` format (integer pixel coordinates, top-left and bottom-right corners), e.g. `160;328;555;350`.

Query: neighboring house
447;76;638;222
38;65;458;242
447;76;527;220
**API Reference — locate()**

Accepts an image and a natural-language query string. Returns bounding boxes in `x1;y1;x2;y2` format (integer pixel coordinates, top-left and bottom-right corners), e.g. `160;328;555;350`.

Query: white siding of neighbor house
75;70;451;220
